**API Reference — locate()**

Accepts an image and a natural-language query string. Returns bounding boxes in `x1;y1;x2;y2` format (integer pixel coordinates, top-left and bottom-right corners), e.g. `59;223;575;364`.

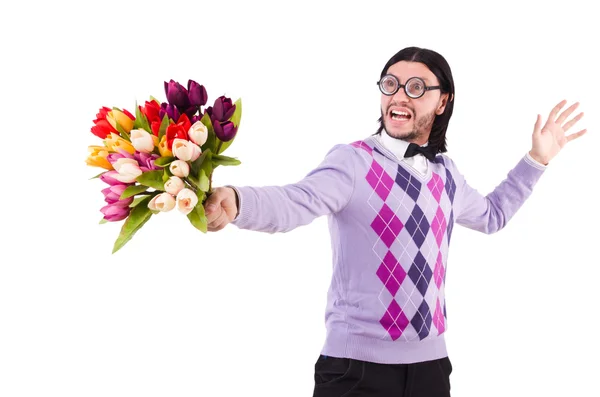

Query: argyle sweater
231;135;546;364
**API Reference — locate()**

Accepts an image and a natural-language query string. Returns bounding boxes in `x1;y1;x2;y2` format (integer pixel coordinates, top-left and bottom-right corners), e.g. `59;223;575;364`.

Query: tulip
169;160;189;177
207;96;236;122
100;202;131;222
164;176;185;196
86;146;113;170
166;122;187;150
104;133;135;155
107;108;135;133
100;170;122;186
135;152;161;172
188;121;208;146
148;192;176;212
113;158;142;183
188;80;208;107
159;103;180;122
213;120;238;142
172;139;201;162
158;135;173;157
140;100;162;126
102;184;133;205
176;188;198;215
130;128;158;153
91;106;118;139
164;79;190;109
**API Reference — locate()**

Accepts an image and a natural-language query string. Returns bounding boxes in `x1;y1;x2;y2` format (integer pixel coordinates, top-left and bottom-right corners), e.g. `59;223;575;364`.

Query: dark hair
376;47;455;153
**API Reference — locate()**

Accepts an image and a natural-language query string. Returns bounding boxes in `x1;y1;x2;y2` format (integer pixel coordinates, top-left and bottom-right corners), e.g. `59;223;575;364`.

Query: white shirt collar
378;128;428;161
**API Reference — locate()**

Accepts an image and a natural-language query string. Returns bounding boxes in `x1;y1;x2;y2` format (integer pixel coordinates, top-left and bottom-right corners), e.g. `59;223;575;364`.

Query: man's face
381;61;448;142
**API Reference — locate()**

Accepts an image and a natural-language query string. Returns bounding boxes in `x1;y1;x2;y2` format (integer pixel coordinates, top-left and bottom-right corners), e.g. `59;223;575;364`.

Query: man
203;47;587;396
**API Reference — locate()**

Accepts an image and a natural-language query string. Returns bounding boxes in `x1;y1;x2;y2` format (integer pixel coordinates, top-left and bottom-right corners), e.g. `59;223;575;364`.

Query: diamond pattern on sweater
380;299;409;341
354;141;458;342
431;206;447;248
366;160;395;201
395;165;422;202
351;140;373;155
433;298;445;335
427;172;444;203
411;300;432;340
376;251;407;297
433;251;445;289
370;203;404;248
408;252;433;297
403;205;429;248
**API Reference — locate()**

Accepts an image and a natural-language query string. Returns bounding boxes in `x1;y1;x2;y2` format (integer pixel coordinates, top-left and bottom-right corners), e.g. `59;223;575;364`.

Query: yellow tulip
107;109;134;133
158;135;173;157
105;133;135;155
86;145;113;170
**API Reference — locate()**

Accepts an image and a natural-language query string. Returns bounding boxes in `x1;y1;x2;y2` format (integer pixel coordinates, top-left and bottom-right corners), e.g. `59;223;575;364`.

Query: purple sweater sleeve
229;144;356;233
450;153;547;234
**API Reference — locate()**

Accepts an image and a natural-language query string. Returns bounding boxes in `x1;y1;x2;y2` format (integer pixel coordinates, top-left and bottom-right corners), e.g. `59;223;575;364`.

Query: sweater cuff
226;185;253;228
525;152;548;169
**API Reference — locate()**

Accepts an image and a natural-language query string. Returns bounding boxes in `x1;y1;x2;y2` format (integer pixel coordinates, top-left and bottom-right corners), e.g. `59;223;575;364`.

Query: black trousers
313;354;452;397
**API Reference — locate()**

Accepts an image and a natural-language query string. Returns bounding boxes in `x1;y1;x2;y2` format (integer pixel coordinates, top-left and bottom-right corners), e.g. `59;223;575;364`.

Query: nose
392;85;411;102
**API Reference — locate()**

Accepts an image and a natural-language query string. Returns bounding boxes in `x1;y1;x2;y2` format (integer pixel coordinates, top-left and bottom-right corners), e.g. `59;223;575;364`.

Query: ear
436;93;451;115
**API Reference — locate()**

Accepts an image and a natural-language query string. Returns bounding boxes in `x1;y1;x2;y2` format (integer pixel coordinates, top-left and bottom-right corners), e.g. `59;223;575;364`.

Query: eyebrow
390;74;431;83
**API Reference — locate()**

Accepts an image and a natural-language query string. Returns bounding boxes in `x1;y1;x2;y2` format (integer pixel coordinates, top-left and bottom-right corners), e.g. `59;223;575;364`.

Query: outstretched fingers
562;112;585;132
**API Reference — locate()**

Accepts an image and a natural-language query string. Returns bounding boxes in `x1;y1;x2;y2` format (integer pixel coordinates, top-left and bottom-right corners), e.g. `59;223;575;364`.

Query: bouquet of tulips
86;79;242;253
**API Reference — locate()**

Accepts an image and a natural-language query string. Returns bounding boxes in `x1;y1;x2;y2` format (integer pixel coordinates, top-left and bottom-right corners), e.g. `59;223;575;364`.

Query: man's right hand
204;187;239;232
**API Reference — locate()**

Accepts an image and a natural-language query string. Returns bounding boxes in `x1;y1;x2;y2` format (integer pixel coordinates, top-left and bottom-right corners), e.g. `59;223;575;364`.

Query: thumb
533;114;543;135
204;192;222;214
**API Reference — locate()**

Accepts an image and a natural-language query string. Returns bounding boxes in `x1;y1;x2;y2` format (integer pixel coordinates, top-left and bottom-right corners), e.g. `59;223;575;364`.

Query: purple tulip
188;80;208;107
100;202;131;222
207;96;236;122
213;120;238;142
106;152;131;165
135;152;161;172
159;103;180;122
164;79;190;108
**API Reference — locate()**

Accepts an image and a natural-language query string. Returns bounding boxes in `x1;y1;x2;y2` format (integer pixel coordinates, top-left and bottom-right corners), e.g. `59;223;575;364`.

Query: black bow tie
404;143;437;162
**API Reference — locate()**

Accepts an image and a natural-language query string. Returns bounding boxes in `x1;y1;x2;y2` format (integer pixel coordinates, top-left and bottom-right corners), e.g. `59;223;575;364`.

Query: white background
1;0;599;396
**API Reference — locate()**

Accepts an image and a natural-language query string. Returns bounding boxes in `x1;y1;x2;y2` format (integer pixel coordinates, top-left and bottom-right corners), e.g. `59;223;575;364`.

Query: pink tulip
100;171;122;186
148;192;176;212
176;188;198;215
100;202;131;222
169;160;189;177
102;184;132;204
164;176;185;196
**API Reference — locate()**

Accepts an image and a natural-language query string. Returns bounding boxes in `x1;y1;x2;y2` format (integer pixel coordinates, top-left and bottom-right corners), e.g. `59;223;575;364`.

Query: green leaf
186;190;208;233
200;113;216;153
162;168;170;183
89;171;106;180
230;98;242;127
136;170;165;190
99;218;108;224
212;154;241;167
199;151;214;191
199;169;210;192
218;98;242;154
112;196;154;254
134;101;151;132
158;114;170;141
130;196;148;208
121;184;149;199
190;148;211;178
154;156;175;167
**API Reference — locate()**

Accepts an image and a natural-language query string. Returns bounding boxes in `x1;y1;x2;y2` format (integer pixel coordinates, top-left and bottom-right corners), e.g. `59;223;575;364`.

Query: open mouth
389;109;412;121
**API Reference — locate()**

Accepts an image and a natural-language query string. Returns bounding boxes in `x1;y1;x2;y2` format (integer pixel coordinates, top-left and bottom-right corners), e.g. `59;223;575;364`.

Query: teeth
391;110;409;117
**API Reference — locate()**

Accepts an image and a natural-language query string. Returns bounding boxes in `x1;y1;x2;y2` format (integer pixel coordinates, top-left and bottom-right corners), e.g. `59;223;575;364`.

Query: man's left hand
529;99;587;165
